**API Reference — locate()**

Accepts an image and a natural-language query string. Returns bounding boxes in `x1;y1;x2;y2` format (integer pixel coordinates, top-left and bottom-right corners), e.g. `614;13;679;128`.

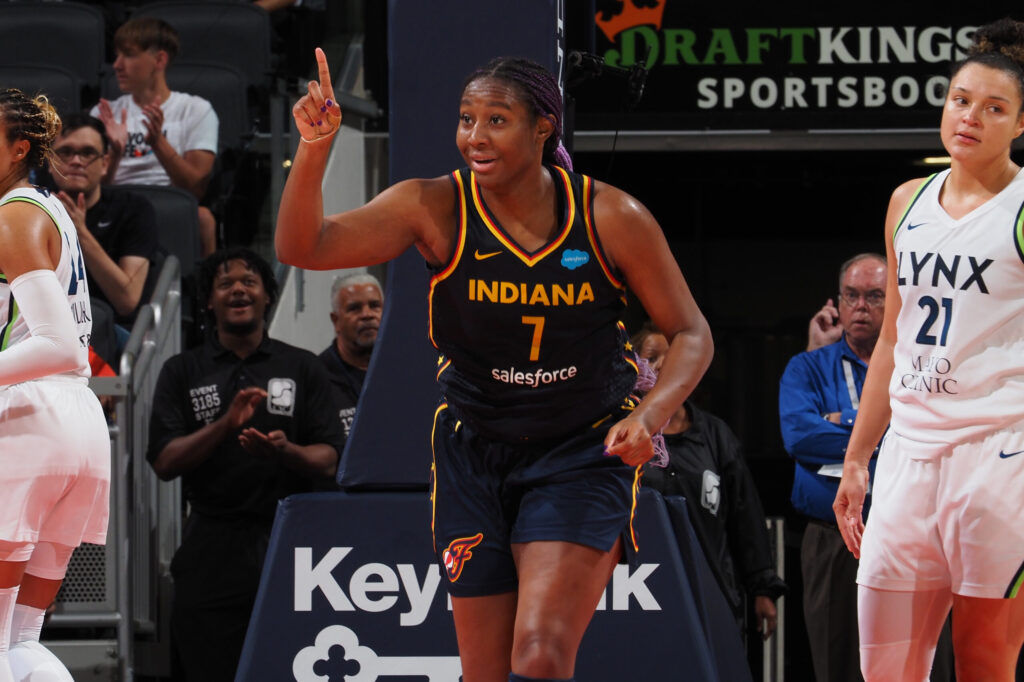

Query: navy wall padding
238;489;746;680
337;0;562;489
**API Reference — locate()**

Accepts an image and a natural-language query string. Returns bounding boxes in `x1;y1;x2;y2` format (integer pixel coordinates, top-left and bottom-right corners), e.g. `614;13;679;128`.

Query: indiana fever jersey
889;168;1024;446
0;185;92;381
429;165;638;441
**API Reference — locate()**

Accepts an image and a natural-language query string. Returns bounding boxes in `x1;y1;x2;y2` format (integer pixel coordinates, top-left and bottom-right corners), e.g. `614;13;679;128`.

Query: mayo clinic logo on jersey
701;470;721;516
267;377;296;416
561;249;590;270
442;533;483;582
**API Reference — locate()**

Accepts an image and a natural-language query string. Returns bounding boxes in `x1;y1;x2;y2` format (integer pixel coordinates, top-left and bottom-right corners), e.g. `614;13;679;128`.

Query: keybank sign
294;546;663;626
238;493;738;680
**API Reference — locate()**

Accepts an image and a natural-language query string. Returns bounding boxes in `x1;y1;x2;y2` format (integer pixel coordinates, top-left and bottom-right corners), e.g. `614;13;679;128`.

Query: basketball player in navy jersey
0;90;110;682
276;50;713;682
834;18;1024;682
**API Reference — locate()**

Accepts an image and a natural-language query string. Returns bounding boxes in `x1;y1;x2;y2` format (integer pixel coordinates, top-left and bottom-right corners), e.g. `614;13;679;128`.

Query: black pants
802;519;957;682
802;519;863;682
170;515;271;682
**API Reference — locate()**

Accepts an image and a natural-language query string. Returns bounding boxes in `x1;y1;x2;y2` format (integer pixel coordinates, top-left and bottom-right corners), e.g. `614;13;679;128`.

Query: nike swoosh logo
906;222;926;230
999;449;1024;459
474;249;501;260
97;220;113;228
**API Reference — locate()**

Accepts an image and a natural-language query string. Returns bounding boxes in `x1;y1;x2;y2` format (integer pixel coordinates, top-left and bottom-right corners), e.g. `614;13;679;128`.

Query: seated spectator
633;323;786;646
319;272;383;443
93;16;219;256
146;247;342;681
49;114;158;337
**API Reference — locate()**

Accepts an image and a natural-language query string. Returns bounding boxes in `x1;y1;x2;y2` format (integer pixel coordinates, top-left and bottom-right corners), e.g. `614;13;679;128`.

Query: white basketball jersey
889;168;1024;446
0;186;91;380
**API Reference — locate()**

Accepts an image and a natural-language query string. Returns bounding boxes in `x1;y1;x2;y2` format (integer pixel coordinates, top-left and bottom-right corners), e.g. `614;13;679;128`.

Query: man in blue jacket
779;253;885;682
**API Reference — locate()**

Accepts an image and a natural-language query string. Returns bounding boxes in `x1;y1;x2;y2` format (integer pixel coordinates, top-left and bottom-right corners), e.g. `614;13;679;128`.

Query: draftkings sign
572;1;1021;130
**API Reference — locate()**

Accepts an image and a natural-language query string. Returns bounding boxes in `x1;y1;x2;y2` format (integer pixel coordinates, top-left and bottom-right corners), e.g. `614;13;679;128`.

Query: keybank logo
292;624;461;681
293;547;662;626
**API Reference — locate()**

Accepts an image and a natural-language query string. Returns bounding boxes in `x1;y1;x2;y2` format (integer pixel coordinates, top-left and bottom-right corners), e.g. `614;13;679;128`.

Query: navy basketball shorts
429;402;641;597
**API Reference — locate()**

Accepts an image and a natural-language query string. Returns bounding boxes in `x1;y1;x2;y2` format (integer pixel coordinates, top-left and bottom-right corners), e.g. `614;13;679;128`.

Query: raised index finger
315;47;335;100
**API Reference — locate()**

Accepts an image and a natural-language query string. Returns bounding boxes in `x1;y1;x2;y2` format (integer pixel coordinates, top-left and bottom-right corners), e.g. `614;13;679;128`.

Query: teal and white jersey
890;168;1024;446
0;185;92;380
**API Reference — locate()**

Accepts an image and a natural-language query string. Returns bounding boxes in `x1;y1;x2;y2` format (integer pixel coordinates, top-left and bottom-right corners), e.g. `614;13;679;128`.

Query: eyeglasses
53;147;103;164
838;290;885;308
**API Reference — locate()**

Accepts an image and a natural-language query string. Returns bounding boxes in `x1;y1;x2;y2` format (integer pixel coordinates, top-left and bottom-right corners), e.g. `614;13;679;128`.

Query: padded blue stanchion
336;0;563;489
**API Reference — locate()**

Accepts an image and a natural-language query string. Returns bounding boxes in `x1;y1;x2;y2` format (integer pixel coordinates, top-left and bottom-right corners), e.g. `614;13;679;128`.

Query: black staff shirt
147;334;343;522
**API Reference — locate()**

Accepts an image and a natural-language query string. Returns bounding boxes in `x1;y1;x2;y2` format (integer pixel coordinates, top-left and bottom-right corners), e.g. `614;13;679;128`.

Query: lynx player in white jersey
833;19;1024;682
0;90;109;682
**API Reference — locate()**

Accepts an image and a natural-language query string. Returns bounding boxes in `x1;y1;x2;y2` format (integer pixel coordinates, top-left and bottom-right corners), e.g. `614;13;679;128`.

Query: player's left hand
239;427;289;457
604;415;655;467
141;100;165;145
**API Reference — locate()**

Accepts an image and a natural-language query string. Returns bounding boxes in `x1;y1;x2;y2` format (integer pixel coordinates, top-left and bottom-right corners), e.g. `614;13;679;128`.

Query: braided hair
0;89;62;174
462;57;573;170
955;18;1024;109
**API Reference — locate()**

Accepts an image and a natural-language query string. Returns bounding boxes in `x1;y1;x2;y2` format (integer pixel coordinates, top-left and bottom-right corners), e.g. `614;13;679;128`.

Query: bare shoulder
891;176;931;206
0;201;60;277
590;179;658;236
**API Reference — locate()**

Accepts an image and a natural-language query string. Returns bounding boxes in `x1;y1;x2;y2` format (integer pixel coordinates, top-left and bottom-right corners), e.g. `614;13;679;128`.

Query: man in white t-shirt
92;17;219;255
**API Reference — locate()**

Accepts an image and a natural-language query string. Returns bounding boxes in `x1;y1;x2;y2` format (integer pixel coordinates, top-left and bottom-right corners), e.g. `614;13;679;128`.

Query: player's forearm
634;320;713;434
0;271;82;385
275;138;332;267
844;335;894;467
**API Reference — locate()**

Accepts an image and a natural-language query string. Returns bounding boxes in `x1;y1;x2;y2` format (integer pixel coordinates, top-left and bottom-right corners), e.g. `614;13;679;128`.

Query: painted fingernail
325;99;334;108
320;105;326;113
316;120;323;126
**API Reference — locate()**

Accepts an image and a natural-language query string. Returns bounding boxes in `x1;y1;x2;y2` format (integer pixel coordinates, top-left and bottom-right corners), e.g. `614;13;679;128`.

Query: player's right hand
833;460;869;558
293;47;342;143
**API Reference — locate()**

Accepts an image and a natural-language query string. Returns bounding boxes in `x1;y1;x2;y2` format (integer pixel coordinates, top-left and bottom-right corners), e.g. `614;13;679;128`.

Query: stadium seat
0;64;81;117
131;2;273;96
0;2;105;103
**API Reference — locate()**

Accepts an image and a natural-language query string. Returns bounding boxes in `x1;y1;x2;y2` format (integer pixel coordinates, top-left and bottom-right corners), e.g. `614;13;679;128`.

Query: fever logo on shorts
442;533;483;582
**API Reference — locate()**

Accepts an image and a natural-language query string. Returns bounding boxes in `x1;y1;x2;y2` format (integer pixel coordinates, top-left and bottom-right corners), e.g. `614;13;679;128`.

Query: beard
220;317;261;336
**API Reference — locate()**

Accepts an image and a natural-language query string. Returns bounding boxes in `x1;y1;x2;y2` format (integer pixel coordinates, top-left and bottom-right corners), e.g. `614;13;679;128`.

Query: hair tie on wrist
300;129;338;145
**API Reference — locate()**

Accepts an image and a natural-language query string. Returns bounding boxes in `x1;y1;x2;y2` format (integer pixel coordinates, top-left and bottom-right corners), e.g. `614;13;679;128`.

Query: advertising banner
572;1;1022;131
238;490;748;680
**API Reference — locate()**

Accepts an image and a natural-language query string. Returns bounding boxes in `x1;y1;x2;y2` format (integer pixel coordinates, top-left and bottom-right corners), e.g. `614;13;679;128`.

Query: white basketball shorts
858;425;1024;599
0;378;110;547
